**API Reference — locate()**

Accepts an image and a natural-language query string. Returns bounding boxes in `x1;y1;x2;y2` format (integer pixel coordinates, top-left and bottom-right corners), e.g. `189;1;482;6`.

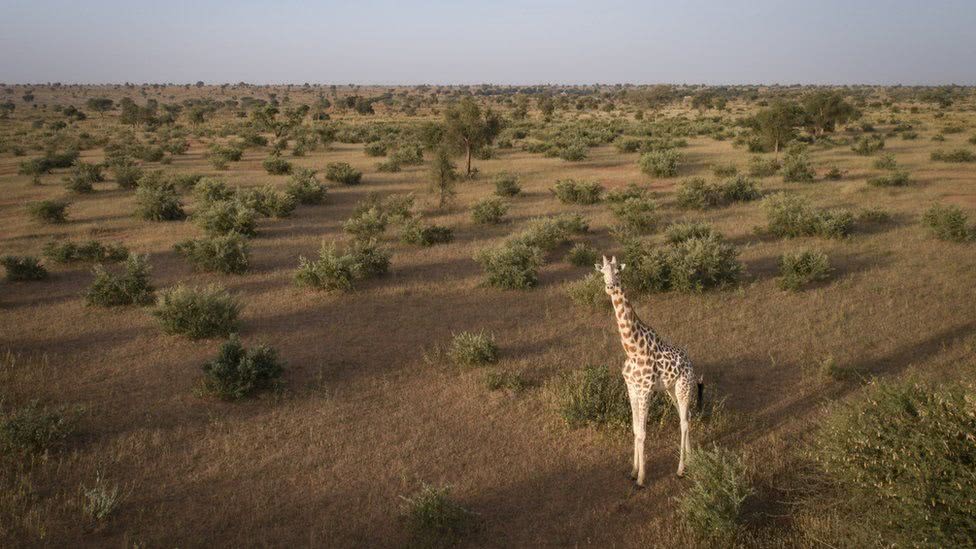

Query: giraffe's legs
674;378;692;477
634;392;650;486
627;383;640;480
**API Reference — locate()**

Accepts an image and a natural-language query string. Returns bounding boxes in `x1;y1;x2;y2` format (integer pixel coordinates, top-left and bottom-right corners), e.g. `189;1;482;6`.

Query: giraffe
595;255;702;484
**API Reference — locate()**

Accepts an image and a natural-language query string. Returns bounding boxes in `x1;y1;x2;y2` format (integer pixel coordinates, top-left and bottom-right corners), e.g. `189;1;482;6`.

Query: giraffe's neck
608;286;659;353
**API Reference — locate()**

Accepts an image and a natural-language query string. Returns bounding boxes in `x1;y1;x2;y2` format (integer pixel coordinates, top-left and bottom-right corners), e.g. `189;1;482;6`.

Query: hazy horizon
2;0;975;86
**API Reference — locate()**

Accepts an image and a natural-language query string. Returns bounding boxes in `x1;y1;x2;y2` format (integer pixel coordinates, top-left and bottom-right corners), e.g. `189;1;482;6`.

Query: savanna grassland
1;83;975;548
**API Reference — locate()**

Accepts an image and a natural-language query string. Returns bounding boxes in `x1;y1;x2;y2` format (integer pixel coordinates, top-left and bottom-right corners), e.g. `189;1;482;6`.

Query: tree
803;91;855;136
86;97;114;115
429;146;458;208
538;95;555;119
443;97;502;176
753;100;805;154
251;105;305;140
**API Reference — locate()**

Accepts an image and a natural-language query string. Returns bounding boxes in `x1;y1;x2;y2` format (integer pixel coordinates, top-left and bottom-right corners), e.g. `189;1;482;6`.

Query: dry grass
1;84;975;547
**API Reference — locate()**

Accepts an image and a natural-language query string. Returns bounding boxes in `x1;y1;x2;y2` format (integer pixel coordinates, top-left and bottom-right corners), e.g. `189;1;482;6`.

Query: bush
782;147;815;182
348;239;391;277
824;166;843;180
676;446;753;543
778;250;831;291
922;204;972;242
566;273;608;309
400;220;454;246
195;199;257;237
676;176;759;209
363;142;387;157
638;149;681;177
343;206;388;239
28;200;69;223
285;169;326;205
376;158;402;172
1;256;47;281
930;148;976;163
485;370;529;393
565;242;599;267
711;163;738;177
175;233;250;274
171;173;205;192
112;163;143;189
493;172;521;197
813;381;976;547
400;484;480;546
873;153;897;170
471;197;509;224
867;171;911;187
201;335;283;400
552;365;629;429
193;177;234;204
152;284;241;339
0;402;74;456
85;255;155;307
851;135;885;155
43;240;128;263
665;222;716;244
748;156;780;177
552;179;603;204
295;243;358;291
761;193;853;239
262;155;292;175
557;142;588;161
721;175;761;202
64;162;103;193
135;179;184;221
239;185;296;218
325;162;362;185
605;183;646;203
512;214;588;250
609;196;657;231
475;241;544;289
667;235;741;292
449;331;498;367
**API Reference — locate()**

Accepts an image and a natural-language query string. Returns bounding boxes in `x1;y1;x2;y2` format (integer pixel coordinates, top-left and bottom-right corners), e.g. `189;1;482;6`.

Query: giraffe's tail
696;376;704;414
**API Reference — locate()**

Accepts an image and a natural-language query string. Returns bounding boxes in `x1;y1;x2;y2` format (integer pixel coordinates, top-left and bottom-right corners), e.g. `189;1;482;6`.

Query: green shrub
325;162;362;185
400;220;454;246
193;177;234;205
175;233;250;274
857;207;892;224
475;241;544;289
0;402;74;456
667;235;741;292
400;484;480;547
922;204;972;242
64;162;103;193
851;135;885;155
363;142;387;157
609;196;657;231
195;200;257;237
665;222;716;244
557;142;588;161
813;381;976;548
493;172;521;197
1;256;47;281
931;148;976;163
638;149;681;177
824;166;843;180
782;147;815;182
171;173;205;192
552;365;629;429
135;179;184;221
238;185;296;218
262;155;292;175
721;175;761;202
565;242;599;267
778;250;831;291
152;284;241;339
348;239;391;278
85;255;155;307
605;183;646;203
343;206;388;239
761;193;853;238
676;178;723;209
566;273;608;310
619;239;672;293
201;335;283;400
376;158;402;172
43;240;128;263
112;163;143;189
449;331;498;367
471;197;509;224
552;179;603;204
485;370;529;393
512;214;588;250
28;200;69;223
867;171;911;187
748;156;780;177
285;169;326;205
677;446;753;543
295;243;358;292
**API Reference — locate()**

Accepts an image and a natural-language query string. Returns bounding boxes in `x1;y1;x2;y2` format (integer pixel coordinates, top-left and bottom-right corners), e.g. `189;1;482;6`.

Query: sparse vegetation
471;197;509;224
552;179;603;204
400;484;481;546
638;149;681;177
175;232;250;274
324;162;362;185
1;256;48;281
778;250;831;291
676;446;753;543
43;240;128;263
152;284;241;339
449;331;498;367
1;402;74;456
85;255;155;307
201;335;284;400
28;199;69;223
761;193;853;238
922;204;972;242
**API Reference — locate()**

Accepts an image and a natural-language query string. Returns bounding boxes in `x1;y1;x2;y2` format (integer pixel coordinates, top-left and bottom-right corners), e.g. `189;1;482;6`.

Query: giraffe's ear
594;263;603;272
619;263;626;271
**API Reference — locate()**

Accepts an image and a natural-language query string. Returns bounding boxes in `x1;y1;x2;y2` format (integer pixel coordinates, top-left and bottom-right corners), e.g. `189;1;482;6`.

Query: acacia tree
753;100;805;153
443;97;502;176
429;146;458;208
86;97;114;116
803;91;855;136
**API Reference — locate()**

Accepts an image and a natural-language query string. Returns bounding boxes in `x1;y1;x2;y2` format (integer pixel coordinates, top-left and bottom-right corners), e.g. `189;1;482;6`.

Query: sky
1;0;975;85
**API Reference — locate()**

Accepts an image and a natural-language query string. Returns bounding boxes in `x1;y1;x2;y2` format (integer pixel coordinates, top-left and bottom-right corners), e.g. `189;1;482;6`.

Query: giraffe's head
595;255;626;293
